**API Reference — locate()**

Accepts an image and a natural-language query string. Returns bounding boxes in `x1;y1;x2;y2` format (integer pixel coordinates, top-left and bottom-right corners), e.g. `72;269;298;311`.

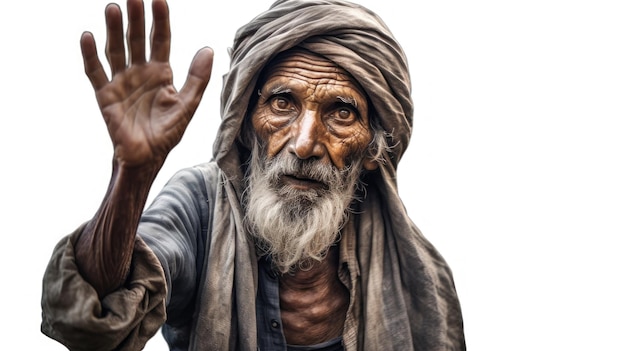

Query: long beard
243;143;364;273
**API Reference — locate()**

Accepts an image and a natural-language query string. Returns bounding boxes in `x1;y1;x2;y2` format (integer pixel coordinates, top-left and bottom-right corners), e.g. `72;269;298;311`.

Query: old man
41;0;465;350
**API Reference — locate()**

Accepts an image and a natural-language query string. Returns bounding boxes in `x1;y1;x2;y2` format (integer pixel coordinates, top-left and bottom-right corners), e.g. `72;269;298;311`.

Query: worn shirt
144;164;357;350
143;163;360;349
42;162;357;350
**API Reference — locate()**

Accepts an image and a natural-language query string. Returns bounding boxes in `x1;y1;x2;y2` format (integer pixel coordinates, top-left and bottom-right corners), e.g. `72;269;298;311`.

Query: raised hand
80;0;213;169
74;0;213;297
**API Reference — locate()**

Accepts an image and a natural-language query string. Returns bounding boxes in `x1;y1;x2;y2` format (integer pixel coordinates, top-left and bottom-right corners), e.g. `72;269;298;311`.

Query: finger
80;32;109;90
126;0;146;65
179;47;214;118
104;3;126;76
150;0;171;62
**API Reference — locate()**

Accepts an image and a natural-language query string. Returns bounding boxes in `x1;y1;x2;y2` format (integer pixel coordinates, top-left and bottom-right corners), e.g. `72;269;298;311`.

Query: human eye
269;95;295;113
329;105;358;126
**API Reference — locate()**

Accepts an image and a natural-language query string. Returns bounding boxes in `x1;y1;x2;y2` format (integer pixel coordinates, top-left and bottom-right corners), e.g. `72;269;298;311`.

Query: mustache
263;152;353;189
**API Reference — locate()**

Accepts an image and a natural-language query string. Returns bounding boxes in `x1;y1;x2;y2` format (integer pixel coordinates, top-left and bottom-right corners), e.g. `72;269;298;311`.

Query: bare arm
74;0;213;297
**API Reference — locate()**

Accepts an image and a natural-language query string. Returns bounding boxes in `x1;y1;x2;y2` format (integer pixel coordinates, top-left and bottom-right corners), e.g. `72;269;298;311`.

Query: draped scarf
194;0;465;349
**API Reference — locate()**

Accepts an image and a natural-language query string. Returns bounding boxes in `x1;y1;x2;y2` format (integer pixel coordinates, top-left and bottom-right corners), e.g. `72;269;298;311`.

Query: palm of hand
97;62;187;167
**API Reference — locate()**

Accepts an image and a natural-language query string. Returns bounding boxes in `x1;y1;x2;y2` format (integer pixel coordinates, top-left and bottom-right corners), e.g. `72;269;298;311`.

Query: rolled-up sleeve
41;225;167;351
41;163;215;350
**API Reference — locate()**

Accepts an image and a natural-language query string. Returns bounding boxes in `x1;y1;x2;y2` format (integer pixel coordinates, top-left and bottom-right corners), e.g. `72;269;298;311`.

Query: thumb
179;47;214;116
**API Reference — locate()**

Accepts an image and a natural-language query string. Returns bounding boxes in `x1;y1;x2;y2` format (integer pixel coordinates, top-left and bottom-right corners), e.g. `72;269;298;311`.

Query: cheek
328;125;372;168
251;109;292;158
265;133;291;158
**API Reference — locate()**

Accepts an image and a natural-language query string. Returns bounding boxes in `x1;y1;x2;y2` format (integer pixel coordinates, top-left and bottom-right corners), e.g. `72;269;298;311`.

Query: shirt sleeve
40;225;167;351
138;164;214;345
40;163;215;351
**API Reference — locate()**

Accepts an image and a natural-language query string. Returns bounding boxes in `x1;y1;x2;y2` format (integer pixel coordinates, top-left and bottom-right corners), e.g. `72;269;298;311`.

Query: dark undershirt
287;336;343;351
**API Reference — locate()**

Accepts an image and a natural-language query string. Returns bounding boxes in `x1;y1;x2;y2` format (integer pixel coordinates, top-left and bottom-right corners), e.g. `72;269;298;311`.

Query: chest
256;257;349;348
279;274;349;345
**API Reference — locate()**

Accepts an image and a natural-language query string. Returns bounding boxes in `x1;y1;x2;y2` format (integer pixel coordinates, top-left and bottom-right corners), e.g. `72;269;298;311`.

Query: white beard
243;143;364;273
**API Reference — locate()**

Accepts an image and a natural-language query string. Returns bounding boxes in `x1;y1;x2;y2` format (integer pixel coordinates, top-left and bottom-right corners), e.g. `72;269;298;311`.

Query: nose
289;110;325;160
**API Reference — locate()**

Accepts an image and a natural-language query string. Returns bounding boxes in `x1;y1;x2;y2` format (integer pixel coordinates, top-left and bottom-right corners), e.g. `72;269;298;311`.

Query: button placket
257;256;288;350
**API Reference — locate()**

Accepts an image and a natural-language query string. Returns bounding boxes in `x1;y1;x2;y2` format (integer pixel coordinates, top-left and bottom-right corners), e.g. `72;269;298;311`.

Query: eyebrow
257;84;291;99
337;95;358;109
270;85;291;95
262;81;363;111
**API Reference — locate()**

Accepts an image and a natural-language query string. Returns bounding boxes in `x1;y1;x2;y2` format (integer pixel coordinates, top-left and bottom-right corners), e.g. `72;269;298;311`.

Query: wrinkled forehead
257;47;368;98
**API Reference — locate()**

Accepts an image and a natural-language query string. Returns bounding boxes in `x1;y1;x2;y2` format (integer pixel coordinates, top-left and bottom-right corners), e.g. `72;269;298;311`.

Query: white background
2;0;625;349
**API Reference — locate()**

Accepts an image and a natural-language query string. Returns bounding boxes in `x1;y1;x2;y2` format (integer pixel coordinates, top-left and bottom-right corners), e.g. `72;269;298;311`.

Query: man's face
244;49;376;272
251;49;374;176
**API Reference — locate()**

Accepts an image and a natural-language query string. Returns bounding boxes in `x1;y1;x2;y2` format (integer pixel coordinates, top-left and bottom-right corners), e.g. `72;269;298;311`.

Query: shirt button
271;319;280;329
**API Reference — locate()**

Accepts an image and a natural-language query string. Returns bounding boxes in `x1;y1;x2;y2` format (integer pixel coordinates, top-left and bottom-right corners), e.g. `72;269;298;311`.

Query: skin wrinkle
252;56;371;170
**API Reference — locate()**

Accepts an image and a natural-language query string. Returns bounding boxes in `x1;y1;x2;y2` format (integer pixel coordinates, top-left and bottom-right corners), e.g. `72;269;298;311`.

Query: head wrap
198;1;466;350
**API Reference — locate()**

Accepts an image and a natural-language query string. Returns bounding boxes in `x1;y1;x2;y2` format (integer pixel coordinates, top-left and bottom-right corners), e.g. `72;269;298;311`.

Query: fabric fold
41;226;167;351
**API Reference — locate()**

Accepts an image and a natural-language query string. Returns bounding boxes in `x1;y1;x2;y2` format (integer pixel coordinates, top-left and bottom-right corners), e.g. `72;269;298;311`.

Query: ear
363;157;379;171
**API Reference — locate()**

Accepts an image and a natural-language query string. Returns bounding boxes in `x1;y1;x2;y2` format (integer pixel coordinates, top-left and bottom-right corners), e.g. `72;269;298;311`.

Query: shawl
199;0;466;350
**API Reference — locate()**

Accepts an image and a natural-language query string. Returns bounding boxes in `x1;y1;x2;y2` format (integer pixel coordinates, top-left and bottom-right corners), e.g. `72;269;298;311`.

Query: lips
281;174;327;190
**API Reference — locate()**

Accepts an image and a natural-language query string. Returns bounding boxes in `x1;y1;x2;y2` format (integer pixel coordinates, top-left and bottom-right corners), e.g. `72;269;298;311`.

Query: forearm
75;160;161;297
